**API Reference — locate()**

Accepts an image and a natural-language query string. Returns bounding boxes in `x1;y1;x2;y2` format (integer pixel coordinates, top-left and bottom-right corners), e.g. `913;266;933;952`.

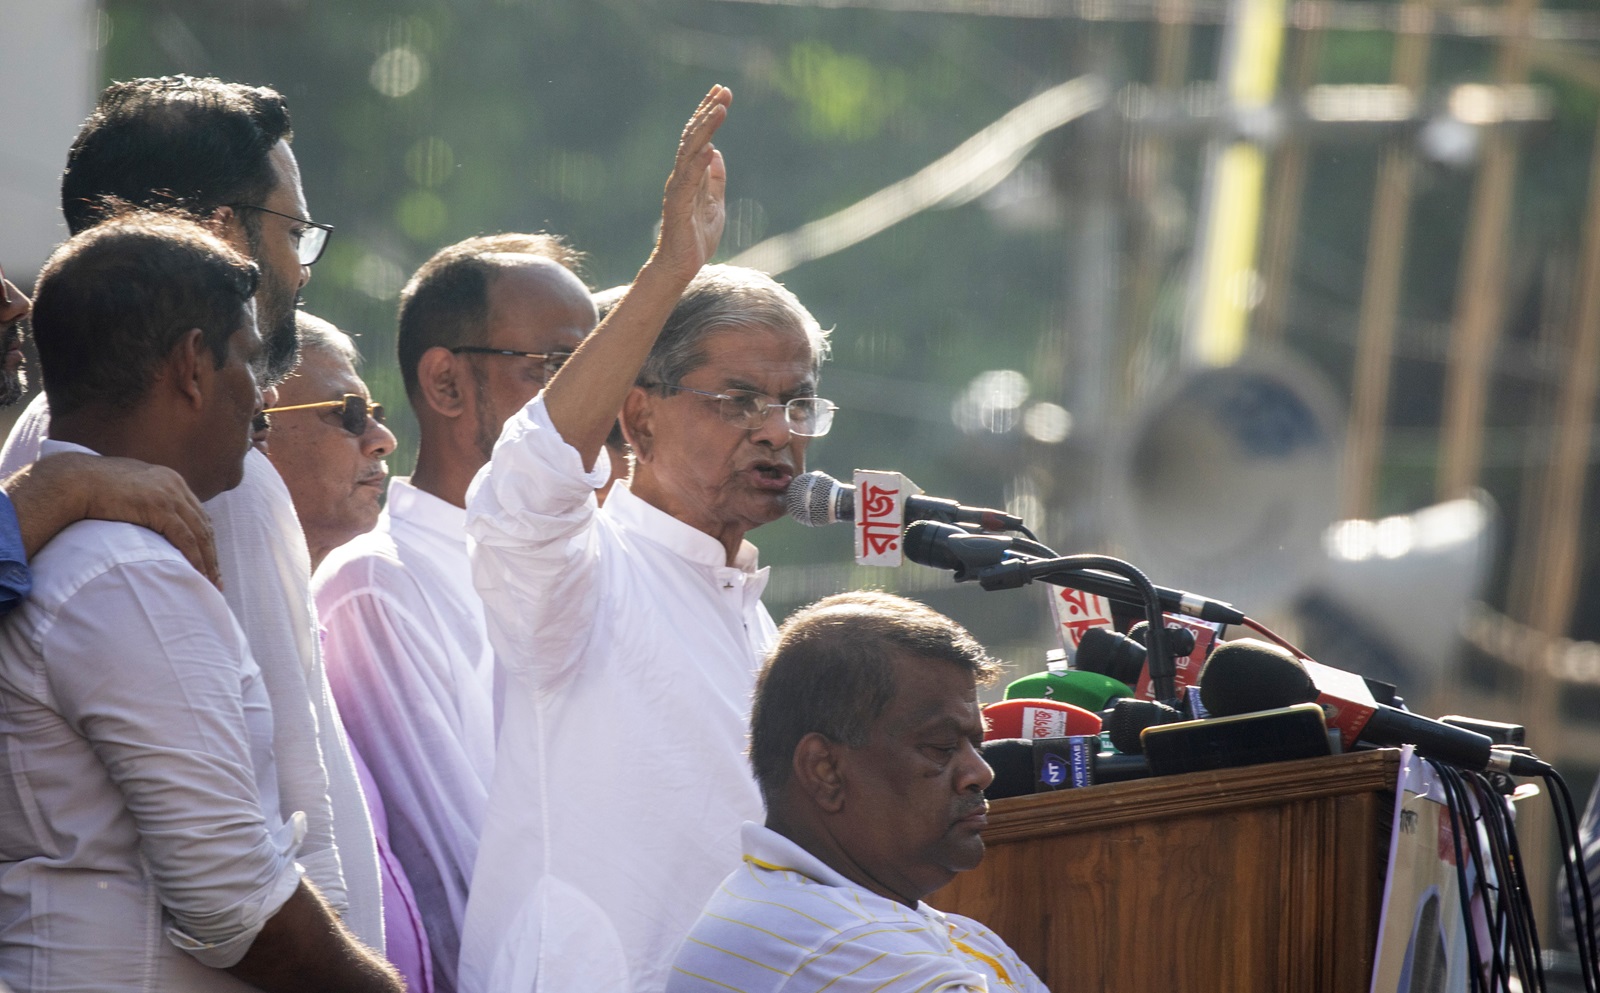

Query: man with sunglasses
313;232;595;993
458;86;836;993
262;312;396;572
0;76;384;952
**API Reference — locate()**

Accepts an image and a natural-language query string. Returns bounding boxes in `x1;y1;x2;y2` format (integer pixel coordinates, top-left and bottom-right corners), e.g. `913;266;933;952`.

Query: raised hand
653;84;732;283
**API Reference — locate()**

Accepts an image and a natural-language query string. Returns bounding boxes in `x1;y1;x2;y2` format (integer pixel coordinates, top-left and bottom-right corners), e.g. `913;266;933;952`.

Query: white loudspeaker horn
1297;493;1497;692
1106;350;1345;614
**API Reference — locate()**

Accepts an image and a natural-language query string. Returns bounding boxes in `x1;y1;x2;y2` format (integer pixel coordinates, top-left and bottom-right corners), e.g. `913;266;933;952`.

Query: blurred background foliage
89;0;1600;679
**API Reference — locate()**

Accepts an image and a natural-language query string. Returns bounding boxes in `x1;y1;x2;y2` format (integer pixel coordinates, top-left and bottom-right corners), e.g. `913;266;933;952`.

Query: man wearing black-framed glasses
314;230;596;993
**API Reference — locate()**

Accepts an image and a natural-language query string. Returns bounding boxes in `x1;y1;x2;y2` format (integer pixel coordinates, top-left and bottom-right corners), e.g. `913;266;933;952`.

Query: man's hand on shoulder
4;453;220;587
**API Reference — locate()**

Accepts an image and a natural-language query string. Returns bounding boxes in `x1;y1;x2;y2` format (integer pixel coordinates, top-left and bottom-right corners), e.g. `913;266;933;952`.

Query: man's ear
792;733;847;814
168;328;209;411
620;385;654;462
203;205;249;254
416;347;467;419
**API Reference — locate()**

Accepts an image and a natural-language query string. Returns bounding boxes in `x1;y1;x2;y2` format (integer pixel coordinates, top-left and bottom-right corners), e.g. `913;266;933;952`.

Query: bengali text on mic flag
854;469;919;567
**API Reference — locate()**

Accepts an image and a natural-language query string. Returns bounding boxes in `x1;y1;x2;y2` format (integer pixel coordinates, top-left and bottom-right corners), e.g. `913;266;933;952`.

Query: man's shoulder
313;525;405;590
31;519;193;590
679;863;935;973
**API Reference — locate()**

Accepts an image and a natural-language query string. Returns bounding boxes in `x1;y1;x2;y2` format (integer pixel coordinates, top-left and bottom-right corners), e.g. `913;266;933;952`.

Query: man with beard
0;76;383;950
457;85;837;993
314;233;594;993
0;272;218;609
668;592;1047;993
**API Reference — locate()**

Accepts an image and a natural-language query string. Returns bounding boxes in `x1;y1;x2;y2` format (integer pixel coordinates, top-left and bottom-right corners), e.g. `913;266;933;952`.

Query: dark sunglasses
262;394;385;435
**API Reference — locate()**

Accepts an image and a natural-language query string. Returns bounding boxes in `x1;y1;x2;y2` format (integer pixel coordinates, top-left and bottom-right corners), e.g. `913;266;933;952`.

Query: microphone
901;521;1248;626
1197;639;1548;776
1075;627;1148;686
980;737;1151;800
1103;698;1187;755
981;699;1102;741
1003;665;1133;713
785;470;1025;531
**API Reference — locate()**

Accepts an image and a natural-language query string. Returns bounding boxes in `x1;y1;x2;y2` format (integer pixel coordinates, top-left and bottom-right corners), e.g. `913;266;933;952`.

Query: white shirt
0;441;306;992
669;824;1049;993
457;396;773;993
0;395;386;952
315;475;497;993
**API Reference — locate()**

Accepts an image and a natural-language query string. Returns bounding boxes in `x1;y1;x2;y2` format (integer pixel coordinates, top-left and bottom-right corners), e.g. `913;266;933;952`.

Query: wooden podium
931;749;1402;993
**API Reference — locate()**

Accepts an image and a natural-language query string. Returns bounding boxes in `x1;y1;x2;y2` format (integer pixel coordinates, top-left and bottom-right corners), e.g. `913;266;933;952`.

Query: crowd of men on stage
0;77;1050;992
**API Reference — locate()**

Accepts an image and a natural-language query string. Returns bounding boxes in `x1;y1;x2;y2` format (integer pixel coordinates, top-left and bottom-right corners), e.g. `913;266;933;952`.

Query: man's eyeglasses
450;346;573;381
229;204;334;266
651;385;837;438
262;394;385;435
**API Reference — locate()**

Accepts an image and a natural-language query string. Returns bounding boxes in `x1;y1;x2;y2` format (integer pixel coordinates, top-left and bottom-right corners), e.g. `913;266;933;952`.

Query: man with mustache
314;233;595;993
668;591;1047;993
457;86;836;993
0;76;384;949
262;312;397;572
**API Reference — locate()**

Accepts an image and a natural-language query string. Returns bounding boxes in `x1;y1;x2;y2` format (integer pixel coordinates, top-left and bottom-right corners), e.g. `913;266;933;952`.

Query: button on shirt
316;475;497;993
457;396;772;993
0;441;305;992
669;824;1049;993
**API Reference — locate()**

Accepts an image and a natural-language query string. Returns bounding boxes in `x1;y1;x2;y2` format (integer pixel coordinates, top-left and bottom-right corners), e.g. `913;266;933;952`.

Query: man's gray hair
638;265;830;389
294;311;360;368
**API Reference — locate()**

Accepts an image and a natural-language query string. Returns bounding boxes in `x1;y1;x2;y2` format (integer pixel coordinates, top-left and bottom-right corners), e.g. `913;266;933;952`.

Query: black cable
1467;772;1541;992
1433;760;1490;993
1546;769;1600;993
1494;779;1549;993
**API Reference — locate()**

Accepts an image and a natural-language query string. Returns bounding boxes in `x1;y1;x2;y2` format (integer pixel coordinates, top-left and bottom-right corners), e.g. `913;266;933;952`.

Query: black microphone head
978;738;1036;800
1075;627;1147;686
902;520;966;572
1103;698;1184;755
1129;621;1197;659
1198;639;1317;717
785;471;847;527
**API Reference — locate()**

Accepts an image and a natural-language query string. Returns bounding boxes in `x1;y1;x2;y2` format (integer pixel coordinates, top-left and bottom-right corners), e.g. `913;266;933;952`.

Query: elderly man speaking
457;86;835;993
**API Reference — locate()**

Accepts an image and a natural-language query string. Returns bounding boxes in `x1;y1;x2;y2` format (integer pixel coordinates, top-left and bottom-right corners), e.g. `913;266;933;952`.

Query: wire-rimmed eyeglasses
651;384;837;437
262;394;385;435
449;346;573;382
229;204;334;266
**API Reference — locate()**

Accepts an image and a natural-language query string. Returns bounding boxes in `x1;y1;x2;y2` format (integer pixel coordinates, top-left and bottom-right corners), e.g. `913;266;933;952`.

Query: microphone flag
853;469;918;567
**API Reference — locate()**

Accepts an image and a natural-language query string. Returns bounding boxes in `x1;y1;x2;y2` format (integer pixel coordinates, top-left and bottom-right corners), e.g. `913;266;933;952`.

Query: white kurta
457;396;772;993
0;441;306;992
0;394;385;952
315;476;497;993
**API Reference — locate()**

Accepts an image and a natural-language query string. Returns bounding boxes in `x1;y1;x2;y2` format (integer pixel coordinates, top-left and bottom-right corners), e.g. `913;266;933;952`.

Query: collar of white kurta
738;821;948;923
386;475;466;539
40;439;98;458
603;477;764;574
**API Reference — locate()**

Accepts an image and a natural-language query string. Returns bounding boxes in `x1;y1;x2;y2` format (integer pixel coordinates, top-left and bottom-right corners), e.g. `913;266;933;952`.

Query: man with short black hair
315;233;595;993
0;211;402;993
0;75;384;950
669;591;1047;993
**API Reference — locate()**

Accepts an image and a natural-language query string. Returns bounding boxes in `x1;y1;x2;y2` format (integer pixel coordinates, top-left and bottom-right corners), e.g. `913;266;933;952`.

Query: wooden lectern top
932;749;1401;993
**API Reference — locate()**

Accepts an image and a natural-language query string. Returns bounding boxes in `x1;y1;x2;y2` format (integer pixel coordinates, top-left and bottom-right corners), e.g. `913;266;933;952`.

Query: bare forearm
544;261;696;468
228;882;403;993
543;84;730;470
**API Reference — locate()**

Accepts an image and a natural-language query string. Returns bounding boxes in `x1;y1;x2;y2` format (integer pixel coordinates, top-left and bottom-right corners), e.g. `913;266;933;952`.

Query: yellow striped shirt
667;823;1048;993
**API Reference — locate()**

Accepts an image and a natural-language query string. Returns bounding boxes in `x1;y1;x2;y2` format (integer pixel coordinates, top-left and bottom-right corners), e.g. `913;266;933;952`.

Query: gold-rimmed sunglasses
262;394;385;435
